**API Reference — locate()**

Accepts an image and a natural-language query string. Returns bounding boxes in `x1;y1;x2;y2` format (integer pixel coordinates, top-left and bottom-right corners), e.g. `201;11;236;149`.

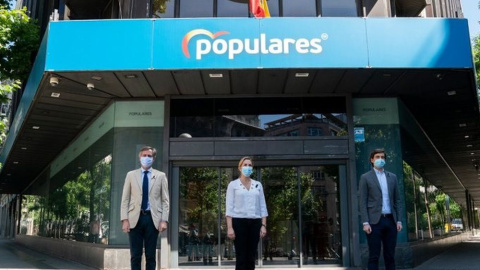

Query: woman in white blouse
226;157;268;270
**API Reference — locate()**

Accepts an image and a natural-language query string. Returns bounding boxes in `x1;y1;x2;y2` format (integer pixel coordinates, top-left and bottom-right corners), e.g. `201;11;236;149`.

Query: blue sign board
44;17;473;71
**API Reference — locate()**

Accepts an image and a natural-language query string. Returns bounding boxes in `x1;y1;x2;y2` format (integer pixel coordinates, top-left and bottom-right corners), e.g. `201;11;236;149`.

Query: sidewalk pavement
0;239;95;270
1;236;480;270
409;235;480;270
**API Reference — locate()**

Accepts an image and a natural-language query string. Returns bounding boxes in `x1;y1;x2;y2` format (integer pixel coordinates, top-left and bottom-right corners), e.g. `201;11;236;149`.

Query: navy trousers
366;215;397;270
128;213;159;270
232;218;262;270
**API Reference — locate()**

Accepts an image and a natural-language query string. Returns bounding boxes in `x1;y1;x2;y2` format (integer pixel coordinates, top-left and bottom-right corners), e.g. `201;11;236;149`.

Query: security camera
86;83;94;90
50;77;59;87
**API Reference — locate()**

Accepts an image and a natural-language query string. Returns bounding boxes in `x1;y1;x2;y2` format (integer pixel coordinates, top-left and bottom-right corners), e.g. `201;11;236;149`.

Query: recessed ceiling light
447;90;456;96
124;74;137;79
13;161;18;164
91;76;103;81
465;135;470;139
32;126;40;130
467;145;473;147
295;73;309;78
21;147;27;150
209;73;223;78
51;92;60;98
471;152;475;155
459;123;467;127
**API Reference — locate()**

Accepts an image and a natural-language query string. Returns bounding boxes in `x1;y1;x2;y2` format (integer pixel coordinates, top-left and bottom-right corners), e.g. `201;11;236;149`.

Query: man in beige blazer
121;146;169;270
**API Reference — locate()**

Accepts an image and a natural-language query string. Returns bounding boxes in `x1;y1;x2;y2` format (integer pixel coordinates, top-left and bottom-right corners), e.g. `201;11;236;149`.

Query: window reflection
179;167;223;266
321;0;358;17
21;155;112;244
153;0;175;18
170;97;347;138
283;0;317;17
217;0;248;17
180;0;214;17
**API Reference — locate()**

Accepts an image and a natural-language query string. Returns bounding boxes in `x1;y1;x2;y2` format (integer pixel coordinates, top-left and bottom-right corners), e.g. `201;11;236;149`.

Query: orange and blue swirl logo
182;29;230;58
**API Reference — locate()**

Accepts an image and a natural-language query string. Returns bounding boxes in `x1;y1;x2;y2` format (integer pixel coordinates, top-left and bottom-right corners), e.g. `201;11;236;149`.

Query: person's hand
159;221;168;233
363;224;371;234
397;223;402;232
227;227;235;240
260;225;267;238
122;220;130;233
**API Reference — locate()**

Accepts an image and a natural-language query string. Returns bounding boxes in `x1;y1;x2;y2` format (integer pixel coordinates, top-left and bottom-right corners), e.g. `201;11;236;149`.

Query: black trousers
232;218;262;270
128;213;159;270
366;215;397;270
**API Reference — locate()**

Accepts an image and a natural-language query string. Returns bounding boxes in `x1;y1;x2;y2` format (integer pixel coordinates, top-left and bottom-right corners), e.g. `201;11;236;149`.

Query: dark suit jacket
359;169;402;225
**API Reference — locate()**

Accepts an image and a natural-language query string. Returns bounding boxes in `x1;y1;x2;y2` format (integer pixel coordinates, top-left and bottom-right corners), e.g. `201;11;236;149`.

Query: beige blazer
120;168;169;230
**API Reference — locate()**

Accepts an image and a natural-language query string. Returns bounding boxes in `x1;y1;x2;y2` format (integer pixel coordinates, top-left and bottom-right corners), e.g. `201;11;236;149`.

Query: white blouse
225;179;268;219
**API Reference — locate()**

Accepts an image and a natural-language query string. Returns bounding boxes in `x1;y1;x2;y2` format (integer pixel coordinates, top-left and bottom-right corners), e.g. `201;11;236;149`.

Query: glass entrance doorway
175;164;344;267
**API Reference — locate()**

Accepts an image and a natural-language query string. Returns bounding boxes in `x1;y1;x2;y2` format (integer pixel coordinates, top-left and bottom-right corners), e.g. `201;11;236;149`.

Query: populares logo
182;29;328;60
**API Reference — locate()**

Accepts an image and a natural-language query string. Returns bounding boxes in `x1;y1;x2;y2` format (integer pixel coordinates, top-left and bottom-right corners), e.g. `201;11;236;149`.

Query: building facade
0;0;478;269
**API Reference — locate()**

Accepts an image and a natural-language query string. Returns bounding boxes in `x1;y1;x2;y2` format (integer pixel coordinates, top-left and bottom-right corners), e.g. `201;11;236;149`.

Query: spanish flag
249;0;270;18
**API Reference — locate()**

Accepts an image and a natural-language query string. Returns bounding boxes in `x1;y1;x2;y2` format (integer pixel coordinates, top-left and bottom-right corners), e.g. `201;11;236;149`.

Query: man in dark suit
359;149;402;270
121;146;169;270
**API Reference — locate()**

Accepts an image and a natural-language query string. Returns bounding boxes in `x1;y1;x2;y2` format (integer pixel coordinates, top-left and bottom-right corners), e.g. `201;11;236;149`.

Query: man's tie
141;171;149;210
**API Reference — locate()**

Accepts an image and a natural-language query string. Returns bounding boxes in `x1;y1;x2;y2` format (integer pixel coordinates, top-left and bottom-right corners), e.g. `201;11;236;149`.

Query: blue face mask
374;158;385;168
241;166;253;177
141;156;154;168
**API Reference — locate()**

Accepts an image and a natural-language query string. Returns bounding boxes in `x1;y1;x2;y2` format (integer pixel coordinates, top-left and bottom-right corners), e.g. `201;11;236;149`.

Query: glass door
176;164;343;268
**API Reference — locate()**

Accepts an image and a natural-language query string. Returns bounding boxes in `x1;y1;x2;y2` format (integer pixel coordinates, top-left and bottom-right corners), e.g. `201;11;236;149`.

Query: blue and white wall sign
44;17;473;71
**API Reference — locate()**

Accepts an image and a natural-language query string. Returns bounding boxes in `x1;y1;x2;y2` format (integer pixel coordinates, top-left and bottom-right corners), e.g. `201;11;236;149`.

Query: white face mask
140;156;153;168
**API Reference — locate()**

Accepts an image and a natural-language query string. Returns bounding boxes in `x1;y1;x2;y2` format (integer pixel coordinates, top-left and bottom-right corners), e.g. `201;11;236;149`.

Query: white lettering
196;40;211;60
283;38;296;54
269;38;283;54
295;38;310;53
213;39;228;55
310;38;322;53
229;39;244;59
245;38;259;54
191;33;325;60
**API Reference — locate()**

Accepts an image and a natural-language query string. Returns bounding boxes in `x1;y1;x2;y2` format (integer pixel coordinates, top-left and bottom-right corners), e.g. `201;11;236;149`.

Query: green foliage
474;35;480;92
0;5;39;145
153;0;170;15
0;6;39;81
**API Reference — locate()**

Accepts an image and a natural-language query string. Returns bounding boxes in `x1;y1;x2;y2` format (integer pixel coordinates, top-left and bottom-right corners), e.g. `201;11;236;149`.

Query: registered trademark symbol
321;33;328;40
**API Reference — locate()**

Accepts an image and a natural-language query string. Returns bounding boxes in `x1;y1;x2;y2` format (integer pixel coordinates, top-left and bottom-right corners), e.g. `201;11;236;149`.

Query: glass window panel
217;0;248;17
283;0;317;17
178;167;220;266
299;165;341;264
180;0;214;17
266;0;280;17
261;167;299;266
22;154;112;244
170;97;347;138
154;0;175;18
321;0;358;17
220;167;238;266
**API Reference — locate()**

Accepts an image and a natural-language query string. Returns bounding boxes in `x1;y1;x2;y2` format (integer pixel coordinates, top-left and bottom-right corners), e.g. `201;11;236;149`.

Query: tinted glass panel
321;0;358;17
179;167;221;266
283;0;317;17
266;0;280;17
180;0;214;17
261;167;299;266
170;97;347;138
217;0;248;17
154;0;176;18
299;165;341;264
